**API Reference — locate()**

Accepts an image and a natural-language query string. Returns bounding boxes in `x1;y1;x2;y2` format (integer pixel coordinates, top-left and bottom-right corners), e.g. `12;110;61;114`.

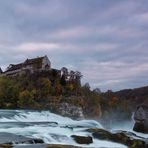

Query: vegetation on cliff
0;69;145;122
0;70;101;118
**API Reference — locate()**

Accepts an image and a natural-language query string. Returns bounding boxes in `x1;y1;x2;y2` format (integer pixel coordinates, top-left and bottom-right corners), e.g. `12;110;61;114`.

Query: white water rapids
0;110;146;148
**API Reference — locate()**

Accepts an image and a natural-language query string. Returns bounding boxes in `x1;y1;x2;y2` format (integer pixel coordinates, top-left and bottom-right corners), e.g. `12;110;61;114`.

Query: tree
0;76;19;107
74;71;82;85
93;88;101;94
18;90;36;108
84;83;90;90
75;71;82;80
61;67;68;80
55;82;63;95
60;74;66;86
37;78;51;98
69;70;75;81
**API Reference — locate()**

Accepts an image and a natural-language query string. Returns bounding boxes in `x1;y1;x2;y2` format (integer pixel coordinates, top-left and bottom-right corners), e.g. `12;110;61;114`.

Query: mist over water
110;120;148;139
0;110;146;148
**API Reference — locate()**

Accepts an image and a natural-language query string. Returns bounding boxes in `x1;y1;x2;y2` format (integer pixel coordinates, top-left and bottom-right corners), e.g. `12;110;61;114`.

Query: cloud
134;12;148;23
93;43;119;51
17;42;60;51
80;60;148;91
0;0;148;91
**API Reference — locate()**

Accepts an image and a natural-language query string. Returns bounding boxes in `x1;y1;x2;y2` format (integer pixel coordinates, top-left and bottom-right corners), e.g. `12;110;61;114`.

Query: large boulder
71;135;93;144
133;100;148;133
87;128;146;148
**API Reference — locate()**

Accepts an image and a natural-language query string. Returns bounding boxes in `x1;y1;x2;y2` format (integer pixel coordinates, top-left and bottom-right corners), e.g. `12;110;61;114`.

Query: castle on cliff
1;55;51;76
0;55;82;82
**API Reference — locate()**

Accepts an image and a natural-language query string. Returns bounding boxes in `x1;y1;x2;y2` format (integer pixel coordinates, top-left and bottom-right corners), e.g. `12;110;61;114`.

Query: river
0;110;147;148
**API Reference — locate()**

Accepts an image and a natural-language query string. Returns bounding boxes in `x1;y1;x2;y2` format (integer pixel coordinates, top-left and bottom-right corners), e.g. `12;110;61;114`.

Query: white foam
111;120;148;138
0;110;130;148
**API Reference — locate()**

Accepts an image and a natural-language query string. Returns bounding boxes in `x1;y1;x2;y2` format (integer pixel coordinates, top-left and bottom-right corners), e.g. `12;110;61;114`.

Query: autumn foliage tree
17;90;36;108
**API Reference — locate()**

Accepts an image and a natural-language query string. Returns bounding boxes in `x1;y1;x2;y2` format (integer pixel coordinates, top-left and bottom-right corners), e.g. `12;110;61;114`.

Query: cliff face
50;103;84;119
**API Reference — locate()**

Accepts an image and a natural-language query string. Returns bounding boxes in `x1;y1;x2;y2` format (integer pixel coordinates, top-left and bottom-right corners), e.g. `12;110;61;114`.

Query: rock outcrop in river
133;100;148;133
0;129;147;148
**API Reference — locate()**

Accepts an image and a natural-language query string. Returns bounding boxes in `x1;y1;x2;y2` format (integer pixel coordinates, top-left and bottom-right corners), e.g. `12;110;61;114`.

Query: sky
0;0;148;91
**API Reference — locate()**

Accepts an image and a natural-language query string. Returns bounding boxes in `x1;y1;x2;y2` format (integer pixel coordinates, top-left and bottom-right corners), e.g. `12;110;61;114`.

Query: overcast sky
0;0;148;91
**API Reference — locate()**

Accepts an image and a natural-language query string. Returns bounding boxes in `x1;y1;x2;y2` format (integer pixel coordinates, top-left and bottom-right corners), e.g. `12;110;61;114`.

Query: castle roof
24;57;44;65
5;63;23;72
5;56;45;73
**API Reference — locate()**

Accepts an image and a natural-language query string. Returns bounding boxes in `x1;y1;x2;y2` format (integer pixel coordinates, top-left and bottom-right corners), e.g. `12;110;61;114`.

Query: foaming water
111;120;148;139
0;110;128;148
